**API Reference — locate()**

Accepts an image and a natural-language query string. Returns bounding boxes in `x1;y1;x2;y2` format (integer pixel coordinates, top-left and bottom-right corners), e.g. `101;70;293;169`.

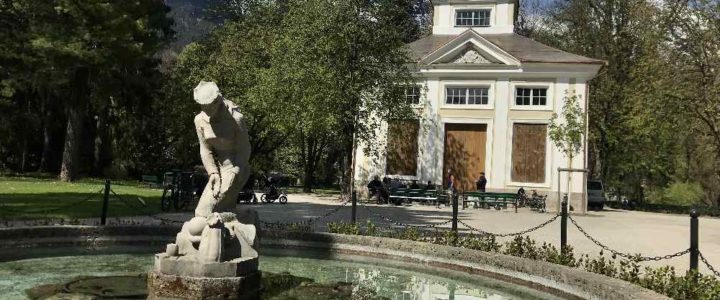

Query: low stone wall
263;231;669;300
0;226;668;300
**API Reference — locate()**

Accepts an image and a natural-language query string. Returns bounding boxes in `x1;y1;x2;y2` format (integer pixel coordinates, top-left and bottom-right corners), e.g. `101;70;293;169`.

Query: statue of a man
192;81;251;217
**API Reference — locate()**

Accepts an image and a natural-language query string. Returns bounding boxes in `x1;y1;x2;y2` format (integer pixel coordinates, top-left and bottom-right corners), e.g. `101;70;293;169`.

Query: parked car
587;180;606;210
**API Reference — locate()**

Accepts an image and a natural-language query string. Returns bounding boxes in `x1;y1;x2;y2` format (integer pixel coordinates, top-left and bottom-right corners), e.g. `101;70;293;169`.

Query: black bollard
452;192;458;232
101;179;110;226
560;195;568;253
690;209;699;272
351;191;357;224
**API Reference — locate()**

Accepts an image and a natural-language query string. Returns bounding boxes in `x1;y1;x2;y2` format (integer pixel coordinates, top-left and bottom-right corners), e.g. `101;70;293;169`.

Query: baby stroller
261;177;287;204
237;175;258;204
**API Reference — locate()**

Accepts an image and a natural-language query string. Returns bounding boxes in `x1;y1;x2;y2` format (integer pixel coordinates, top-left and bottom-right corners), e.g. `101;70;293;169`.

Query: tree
549;92;587;207
162;4;289;174
2;0;173;181
531;0;672;201
262;0;419;195
660;0;720;206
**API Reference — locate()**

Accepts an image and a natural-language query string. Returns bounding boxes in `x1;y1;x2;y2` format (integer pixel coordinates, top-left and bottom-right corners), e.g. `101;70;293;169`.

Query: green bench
141;175;161;188
462;192;518;213
389;188;449;206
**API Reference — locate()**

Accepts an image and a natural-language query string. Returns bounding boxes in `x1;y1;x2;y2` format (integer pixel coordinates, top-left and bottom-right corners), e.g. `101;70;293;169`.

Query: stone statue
149;82;261;299
193;80;251;216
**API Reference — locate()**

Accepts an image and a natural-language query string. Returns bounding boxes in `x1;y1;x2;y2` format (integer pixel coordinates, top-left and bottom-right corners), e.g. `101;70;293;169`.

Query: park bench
141;174;161;188
389;188;449;206
462;192;518;213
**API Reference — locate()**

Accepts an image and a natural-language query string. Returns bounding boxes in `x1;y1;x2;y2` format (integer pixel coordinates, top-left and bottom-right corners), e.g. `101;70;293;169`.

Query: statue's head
194;81;223;118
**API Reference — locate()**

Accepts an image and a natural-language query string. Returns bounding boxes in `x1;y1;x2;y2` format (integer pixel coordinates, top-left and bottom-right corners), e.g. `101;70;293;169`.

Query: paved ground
245;193;720;275
4;193;718;276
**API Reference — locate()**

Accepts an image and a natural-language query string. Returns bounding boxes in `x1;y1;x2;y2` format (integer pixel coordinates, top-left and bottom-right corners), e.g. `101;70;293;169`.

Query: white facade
353;0;603;213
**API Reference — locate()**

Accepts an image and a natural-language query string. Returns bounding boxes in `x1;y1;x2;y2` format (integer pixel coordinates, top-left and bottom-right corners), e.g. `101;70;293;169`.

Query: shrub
649;182;704;206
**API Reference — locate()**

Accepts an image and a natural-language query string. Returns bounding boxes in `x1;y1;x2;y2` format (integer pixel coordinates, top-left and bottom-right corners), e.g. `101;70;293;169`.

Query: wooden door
443;123;487;192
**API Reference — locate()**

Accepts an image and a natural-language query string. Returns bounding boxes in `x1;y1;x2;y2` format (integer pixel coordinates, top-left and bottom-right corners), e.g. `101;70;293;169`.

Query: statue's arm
195;118;219;175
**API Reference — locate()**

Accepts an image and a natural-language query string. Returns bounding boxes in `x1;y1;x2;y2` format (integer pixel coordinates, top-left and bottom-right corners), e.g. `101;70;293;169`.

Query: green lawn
0;176;164;220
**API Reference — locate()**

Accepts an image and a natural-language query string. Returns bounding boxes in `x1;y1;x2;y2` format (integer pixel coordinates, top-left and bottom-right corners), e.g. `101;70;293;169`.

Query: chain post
100;179;110;226
561;195;568;253
451;191;458;233
690;209;699;272
351;191;357;225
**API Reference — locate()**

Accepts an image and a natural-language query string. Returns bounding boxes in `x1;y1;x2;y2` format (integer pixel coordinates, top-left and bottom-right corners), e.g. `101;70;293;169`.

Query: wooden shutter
387;120;419;175
511;124;547;183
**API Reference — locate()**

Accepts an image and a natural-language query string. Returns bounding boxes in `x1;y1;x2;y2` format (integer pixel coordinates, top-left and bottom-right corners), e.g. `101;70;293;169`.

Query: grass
0;176;164;220
0;176;344;220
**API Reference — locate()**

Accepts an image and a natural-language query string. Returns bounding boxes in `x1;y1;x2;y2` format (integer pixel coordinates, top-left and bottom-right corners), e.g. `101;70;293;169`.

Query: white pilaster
491;77;510;190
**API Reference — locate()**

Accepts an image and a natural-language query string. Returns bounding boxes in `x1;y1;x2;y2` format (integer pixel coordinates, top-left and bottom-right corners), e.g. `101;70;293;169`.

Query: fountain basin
0;225;668;299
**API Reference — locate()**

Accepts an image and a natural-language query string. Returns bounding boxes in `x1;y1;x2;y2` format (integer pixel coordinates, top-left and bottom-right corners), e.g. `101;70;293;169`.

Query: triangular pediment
419;30;521;66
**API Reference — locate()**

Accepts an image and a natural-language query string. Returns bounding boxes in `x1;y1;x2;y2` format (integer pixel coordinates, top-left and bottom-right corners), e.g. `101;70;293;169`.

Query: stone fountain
148;81;261;299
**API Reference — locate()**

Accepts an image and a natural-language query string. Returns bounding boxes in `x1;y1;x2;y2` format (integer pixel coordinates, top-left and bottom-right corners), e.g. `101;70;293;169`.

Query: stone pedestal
147;207;261;299
148;254;261;300
147;271;261;300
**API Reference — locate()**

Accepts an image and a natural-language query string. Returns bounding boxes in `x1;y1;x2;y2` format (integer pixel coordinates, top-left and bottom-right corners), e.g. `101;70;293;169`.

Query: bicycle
160;171;205;212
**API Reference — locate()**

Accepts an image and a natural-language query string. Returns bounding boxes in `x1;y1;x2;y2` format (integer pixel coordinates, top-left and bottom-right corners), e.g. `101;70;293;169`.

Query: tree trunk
39;92;55;172
93;107;109;176
342;139;353;197
59;68;89;182
301;136;314;193
302;164;314;193
20;138;27;172
59;105;84;182
39;122;52;172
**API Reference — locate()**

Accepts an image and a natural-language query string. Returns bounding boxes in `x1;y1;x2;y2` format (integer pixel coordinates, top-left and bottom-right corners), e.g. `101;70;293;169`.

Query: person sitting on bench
476;172;487;192
409;180;420;189
367;175;388;204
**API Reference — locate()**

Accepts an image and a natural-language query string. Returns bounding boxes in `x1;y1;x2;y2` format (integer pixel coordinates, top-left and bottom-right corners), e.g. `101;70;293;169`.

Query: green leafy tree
549;92;587;205
532;0;672;201
660;0;720;206
262;0;419;194
162;4;288;173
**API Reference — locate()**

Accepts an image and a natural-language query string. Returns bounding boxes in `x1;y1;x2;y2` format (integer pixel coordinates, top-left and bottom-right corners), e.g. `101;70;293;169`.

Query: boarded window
387;120;419;176
511;124;547;183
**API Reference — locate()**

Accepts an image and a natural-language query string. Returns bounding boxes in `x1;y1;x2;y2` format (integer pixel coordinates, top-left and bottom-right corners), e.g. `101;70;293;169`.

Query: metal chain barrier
569;215;690;262
260;199;352;228
110;189;185;224
360;203;454;229
699;252;720;277
458;215;559;237
0;188;104;214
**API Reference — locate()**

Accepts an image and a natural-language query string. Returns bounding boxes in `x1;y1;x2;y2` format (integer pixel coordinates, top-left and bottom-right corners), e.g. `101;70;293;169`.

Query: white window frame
453;5;495;29
505;119;552;188
455;9;492;27
510;81;554;111
405;85;422;105
441;80;494;110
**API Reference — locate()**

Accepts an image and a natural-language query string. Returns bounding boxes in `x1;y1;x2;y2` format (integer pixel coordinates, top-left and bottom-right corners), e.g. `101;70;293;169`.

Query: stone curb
264;232;669;300
0;226;669;300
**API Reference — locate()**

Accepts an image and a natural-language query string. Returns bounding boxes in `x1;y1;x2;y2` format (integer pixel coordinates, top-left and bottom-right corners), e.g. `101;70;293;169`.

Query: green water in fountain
0;252;562;300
